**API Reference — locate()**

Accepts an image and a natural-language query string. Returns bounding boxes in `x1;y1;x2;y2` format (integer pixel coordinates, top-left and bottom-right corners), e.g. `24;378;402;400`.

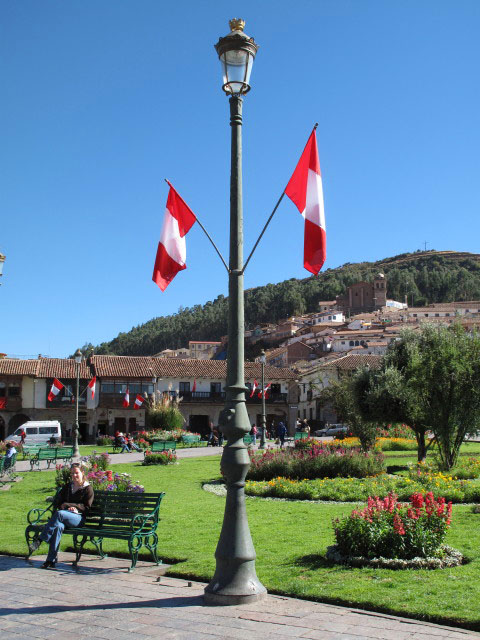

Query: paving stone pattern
0;555;478;640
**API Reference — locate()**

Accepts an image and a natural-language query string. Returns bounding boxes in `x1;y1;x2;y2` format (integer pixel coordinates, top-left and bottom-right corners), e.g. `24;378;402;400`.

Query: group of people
114;431;141;453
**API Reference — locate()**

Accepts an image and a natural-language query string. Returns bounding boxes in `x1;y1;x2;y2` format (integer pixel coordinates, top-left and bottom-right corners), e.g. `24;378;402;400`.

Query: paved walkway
0;554;478;640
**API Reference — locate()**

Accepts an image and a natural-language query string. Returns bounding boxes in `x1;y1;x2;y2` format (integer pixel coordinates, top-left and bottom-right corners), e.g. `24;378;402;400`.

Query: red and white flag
48;378;64;402
285;128;326;275
249;380;258;398
152;182;197;291
192;379;197;392
123;387;130;408
258;382;271;399
134;394;145;410
0;398;6;409
87;376;96;400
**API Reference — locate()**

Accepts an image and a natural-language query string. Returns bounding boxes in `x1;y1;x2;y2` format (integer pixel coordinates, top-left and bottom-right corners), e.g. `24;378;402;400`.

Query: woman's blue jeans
40;510;83;562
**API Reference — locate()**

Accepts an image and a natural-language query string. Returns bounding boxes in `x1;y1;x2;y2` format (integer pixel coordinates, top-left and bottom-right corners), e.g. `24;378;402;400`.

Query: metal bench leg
145;533;161;566
128;535;143;572
91;537;108;560
72;534;88;567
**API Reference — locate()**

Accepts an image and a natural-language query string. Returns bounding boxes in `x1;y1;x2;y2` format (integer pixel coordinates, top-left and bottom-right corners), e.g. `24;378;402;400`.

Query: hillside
90;250;480;357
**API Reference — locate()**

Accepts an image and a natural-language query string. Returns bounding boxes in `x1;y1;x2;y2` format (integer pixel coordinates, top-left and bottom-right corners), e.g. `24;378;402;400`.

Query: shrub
96;436;114;446
376;437;418;451
247;445;385;481
55;465;144;492
333;492;452;560
84;451;111;471
146;392;184;431
143;450;177;465
378;423;416;439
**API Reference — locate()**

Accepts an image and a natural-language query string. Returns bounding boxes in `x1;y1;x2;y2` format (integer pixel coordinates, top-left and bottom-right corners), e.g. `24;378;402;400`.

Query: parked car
314;424;349;437
9;420;62;445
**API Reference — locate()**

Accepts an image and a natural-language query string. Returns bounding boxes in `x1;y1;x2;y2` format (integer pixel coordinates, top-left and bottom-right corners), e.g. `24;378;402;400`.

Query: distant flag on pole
87;376;96;400
48;378;64;402
192;379;197;392
250;380;258;398
134;394;145;410
285;127;326;275
152;181;197;291
123;387;130;408
258;382;271;399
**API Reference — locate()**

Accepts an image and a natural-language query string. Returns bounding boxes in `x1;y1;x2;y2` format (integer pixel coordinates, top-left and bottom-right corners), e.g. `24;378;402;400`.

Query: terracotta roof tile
0;359;39;376
37;358;92;380
319;353;382;370
91;356;156;378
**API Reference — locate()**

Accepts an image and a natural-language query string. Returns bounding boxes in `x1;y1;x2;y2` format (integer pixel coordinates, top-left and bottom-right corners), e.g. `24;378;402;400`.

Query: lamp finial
229;18;245;32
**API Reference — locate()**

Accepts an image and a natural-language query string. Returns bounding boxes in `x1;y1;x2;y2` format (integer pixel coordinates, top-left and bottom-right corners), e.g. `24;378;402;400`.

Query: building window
8;383;20;397
446;313;450;317
179;382;190;394
0;382;5;398
349;341;354;346
413;314;417;317
435;314;439;317
211;382;221;394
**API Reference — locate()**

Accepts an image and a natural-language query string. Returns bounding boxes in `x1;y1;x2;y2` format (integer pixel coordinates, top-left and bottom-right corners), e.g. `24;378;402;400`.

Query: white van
9;420;62;445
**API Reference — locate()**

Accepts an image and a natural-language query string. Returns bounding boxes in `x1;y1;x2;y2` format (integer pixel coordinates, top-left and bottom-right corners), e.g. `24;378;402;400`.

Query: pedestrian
118;433;131;453
27;463;94;569
3;442;17;472
251;424;257;446
276;421;287;448
217;426;224;447
20;429;26;445
302;419;310;435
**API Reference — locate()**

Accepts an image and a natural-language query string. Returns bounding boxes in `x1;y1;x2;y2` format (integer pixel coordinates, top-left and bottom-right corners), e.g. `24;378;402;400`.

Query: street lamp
204;19;266;606
258;350;267;449
73;348;82;459
0;253;5;284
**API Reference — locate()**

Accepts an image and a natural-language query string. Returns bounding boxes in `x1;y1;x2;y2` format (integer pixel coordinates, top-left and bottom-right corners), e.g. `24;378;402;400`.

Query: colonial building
336;274;387;315
0;355;297;441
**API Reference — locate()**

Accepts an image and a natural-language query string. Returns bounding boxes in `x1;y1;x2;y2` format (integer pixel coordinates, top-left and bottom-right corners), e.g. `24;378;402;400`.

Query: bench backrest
243;434;253;444
295;432;309;440
54;447;74;457
35;447;73;460
151;440;176;451
85;490;165;532
181;435;200;444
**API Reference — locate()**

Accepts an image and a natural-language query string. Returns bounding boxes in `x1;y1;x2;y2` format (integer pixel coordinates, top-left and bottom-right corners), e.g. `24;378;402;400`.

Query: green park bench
29;447;74;470
148;441;177;454
0;453;17;480
243;434;253;445
21;445;43;459
25;489;165;572
181;434;201;447
294;432;309;441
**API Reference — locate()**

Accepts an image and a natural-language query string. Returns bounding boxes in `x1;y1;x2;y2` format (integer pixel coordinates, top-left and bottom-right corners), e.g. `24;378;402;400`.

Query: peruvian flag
258;382;271;399
249;380;258;398
285;128;326;275
152;181;197;291
48;378;64;402
87;376;96;399
123;387;130;408
192;379;197;392
134;394;145;410
0;398;6;409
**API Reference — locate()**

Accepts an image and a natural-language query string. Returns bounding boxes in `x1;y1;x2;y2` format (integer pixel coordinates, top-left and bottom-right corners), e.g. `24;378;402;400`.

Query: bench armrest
130;497;164;534
27;503;53;525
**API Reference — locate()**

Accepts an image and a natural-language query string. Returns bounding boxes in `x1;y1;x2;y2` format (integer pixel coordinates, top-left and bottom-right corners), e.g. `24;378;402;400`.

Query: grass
2;454;480;630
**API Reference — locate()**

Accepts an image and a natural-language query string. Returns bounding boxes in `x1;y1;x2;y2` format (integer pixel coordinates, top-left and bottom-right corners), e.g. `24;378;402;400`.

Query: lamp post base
204;588;267;606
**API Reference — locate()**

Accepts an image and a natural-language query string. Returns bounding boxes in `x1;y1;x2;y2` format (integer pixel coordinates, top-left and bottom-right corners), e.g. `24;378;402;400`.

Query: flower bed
143;450;177;465
332;492;455;563
325;544;463;569
55;465;144;492
245;473;480;503
247;446;384;481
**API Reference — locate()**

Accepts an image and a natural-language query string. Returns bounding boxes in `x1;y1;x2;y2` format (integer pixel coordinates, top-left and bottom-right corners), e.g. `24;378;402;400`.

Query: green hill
91;250;480;357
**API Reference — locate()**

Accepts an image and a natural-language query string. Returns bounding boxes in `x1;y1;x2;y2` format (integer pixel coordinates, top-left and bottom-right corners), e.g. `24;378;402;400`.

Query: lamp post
258;350;267;449
204;19;266;605
73;348;82;459
0;253;5;285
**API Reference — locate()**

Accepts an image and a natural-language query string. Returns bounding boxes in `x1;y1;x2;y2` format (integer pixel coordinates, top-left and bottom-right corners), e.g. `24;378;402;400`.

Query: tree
355;324;480;469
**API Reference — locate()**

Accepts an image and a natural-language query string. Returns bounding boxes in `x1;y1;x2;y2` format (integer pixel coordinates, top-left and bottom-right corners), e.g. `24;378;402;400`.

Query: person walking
28;463;94;569
251;424;258;446
276;421;287;449
20;429;26;445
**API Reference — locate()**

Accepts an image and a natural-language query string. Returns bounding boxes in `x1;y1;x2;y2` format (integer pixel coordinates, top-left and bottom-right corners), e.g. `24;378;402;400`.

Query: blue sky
2;0;479;358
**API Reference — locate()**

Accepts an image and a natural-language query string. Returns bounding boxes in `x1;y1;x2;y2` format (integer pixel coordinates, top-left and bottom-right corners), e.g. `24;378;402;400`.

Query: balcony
179;392;288;404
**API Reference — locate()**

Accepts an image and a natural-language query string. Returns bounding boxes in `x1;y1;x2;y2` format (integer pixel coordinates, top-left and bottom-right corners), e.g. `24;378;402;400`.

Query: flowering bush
245;473;480;503
247;446;384;481
84;451;111;471
138;428;200;443
96;435;114;446
377;423;416;439
55;464;144;492
333;492;453;560
143;450;177;465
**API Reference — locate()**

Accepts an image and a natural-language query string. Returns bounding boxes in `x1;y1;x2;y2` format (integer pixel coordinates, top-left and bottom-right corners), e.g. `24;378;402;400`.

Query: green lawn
2;454;480;630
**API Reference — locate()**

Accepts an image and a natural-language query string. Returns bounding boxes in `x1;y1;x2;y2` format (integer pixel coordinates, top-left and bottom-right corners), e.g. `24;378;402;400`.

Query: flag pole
164;179;229;273
241;123;318;275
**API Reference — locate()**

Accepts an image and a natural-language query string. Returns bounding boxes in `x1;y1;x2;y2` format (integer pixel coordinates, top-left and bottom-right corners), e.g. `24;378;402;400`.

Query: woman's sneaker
28;537;42;555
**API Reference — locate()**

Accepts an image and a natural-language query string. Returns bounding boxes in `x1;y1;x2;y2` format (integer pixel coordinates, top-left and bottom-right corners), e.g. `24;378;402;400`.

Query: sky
2;0;480;358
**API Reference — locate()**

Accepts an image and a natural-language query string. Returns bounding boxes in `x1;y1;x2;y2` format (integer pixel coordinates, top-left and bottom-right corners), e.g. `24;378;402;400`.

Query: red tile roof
0;359;39;376
91;356;156;378
37;358;92;379
319;353;382;370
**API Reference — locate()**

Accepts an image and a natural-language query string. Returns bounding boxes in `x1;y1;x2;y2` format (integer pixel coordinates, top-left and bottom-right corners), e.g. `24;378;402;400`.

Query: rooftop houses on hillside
0;355;297;442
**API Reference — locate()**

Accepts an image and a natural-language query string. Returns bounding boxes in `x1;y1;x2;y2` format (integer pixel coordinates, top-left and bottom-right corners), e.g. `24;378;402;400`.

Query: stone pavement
0;554;478;640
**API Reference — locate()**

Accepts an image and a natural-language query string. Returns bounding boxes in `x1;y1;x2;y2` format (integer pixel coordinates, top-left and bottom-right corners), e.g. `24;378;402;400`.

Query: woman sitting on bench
28;463;94;569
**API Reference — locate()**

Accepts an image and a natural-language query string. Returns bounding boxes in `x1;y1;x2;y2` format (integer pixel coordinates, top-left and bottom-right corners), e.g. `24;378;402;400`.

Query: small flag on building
192;379;197;392
87;376;96;400
123;387;130;408
249;380;258;398
134;394;145;410
258;382;271;399
0;398;6;409
285;127;326;275
48;378;64;402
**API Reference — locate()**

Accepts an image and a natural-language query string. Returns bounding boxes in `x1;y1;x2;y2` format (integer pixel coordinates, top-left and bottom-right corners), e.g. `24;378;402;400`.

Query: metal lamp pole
73;348;82;459
204;19;266;605
259;350;266;449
